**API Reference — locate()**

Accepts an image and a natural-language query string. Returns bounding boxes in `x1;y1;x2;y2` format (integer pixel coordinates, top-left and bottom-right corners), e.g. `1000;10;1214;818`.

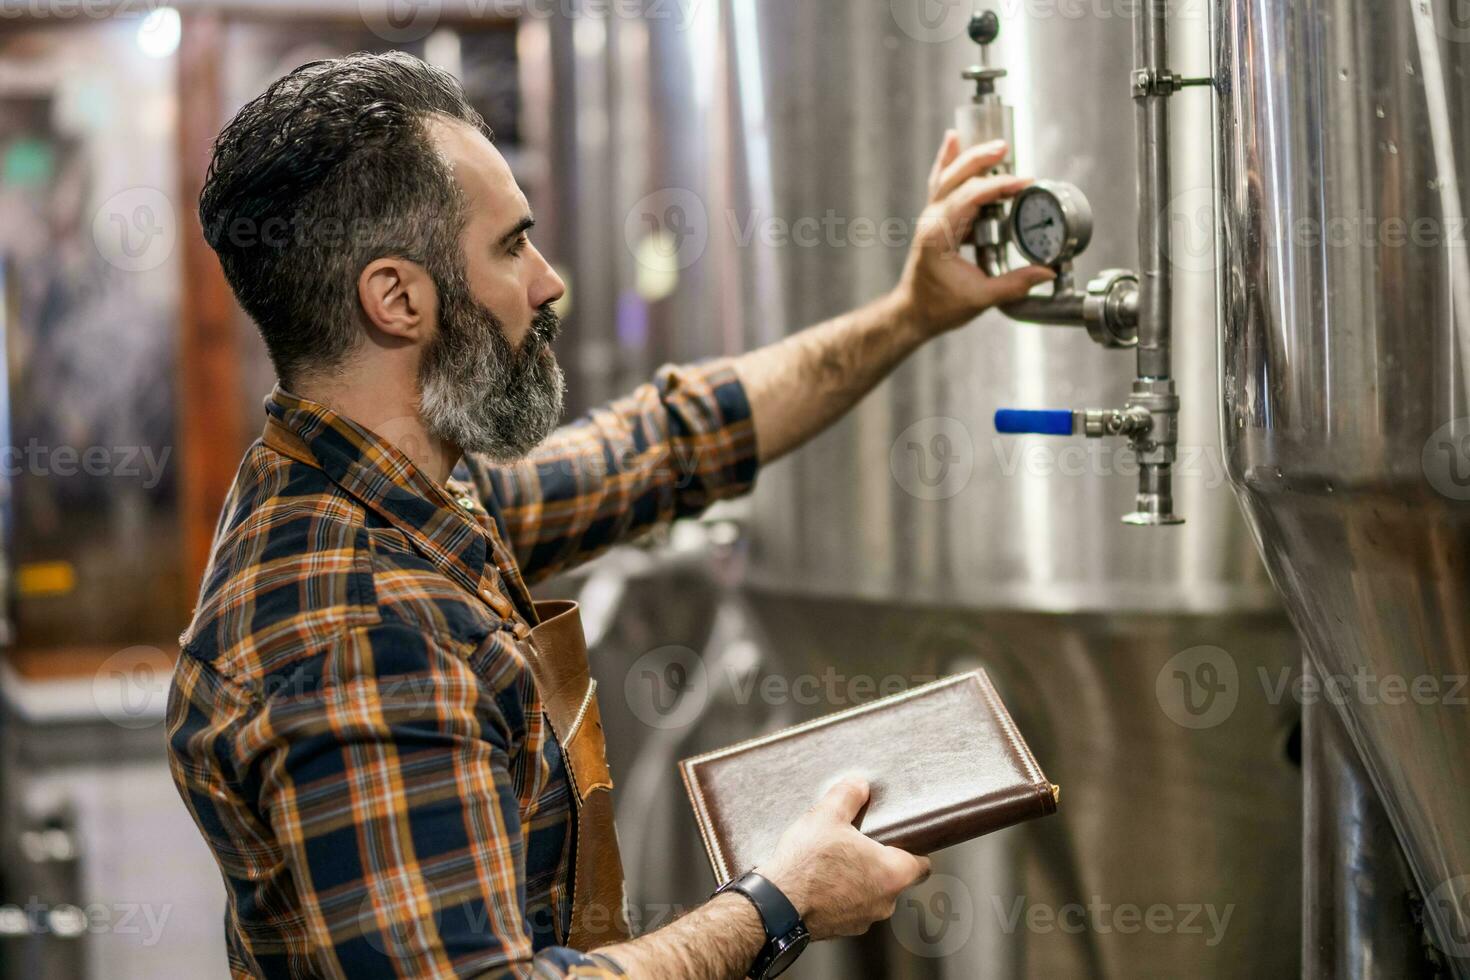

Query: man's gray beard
418;269;565;461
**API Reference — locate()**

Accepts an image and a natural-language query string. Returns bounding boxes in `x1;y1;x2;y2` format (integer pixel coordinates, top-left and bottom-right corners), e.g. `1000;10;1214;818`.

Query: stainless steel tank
1214;0;1470;971
527;1;1304;976
727;4;1302;977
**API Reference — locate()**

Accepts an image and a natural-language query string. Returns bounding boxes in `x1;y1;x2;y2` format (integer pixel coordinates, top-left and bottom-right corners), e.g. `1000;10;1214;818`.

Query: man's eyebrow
497;214;535;248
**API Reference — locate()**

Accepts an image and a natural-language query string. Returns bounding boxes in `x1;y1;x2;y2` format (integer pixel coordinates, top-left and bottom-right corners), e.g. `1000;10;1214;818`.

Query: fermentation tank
1214;0;1470;972
527;1;1303;976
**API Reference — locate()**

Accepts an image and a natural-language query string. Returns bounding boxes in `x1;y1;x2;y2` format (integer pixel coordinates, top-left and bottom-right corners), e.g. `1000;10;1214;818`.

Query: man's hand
757;778;931;940
733;132;1056;464
895;132;1058;337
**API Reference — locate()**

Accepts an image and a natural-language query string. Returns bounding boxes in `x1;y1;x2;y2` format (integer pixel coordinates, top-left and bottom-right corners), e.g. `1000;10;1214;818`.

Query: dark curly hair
199;51;490;386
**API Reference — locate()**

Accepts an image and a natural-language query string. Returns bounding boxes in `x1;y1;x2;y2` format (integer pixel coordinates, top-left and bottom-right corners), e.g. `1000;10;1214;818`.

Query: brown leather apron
525;599;632;951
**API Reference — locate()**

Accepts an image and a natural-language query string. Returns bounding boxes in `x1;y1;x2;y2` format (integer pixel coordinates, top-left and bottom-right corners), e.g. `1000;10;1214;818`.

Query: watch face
763;930;810;978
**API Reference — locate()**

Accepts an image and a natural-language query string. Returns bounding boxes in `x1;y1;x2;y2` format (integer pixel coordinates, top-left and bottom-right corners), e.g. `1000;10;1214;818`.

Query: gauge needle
1023;218;1056;233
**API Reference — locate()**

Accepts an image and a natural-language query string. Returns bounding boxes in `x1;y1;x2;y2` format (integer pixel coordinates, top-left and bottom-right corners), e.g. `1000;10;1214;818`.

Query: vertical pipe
1122;0;1182;525
1134;0;1171;381
1303;676;1437;979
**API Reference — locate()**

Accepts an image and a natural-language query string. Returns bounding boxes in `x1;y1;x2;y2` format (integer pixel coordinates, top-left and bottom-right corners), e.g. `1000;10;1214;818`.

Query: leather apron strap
527;600;631;950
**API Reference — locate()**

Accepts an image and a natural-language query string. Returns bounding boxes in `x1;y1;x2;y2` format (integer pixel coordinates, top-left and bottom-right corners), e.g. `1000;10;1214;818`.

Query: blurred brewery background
0;1;1467;978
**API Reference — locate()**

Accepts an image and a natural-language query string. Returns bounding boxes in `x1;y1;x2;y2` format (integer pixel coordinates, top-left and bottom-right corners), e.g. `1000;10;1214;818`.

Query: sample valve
961;7;1207;526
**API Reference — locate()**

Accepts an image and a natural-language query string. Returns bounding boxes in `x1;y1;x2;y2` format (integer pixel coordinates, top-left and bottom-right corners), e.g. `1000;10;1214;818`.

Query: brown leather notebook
679;670;1058;883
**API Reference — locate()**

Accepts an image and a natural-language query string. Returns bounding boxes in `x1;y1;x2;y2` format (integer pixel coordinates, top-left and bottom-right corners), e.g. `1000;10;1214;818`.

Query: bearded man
167;51;1051;980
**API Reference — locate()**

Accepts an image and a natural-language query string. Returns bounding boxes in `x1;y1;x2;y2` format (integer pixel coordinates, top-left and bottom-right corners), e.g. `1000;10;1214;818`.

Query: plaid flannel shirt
166;361;759;979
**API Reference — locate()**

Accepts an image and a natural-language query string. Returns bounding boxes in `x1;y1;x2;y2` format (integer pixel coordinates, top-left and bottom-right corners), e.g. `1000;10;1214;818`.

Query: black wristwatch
714;871;810;980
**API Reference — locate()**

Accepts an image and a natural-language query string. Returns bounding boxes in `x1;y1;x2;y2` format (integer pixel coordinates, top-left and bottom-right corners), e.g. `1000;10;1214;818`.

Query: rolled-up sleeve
474;360;760;584
238;622;624;979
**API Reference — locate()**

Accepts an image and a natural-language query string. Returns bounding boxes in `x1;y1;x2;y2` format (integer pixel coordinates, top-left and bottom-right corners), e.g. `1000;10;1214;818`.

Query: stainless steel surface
1303;681;1436;979
1214;0;1470;970
744;1;1269;613
568;564;1302;979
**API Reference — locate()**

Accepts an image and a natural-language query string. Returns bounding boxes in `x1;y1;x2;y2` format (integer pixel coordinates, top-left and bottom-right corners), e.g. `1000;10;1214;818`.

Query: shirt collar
263;386;490;596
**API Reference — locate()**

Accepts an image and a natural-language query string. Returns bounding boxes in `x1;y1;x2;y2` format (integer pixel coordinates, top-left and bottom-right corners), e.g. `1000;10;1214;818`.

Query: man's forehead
426;116;527;218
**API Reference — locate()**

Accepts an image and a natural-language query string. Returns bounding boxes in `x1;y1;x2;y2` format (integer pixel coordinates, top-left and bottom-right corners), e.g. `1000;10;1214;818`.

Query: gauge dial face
1013;188;1068;265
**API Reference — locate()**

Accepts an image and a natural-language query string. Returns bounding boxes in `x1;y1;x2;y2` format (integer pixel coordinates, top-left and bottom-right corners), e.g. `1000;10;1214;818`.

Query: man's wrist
715;872;811;980
879;286;932;347
709;890;769;961
751;864;808;920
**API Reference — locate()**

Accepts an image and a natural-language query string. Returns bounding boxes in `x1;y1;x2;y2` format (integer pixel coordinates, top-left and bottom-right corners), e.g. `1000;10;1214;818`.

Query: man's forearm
593;892;766;979
733;290;925;464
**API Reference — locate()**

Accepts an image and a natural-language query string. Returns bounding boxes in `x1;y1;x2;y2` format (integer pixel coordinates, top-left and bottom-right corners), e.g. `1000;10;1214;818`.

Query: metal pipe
975;227;1091;326
1134;0;1171;381
1120;0;1183;525
1304;679;1438;979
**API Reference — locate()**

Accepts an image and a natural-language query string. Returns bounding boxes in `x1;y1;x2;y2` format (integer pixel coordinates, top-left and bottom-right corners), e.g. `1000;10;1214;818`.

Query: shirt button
481;589;514;618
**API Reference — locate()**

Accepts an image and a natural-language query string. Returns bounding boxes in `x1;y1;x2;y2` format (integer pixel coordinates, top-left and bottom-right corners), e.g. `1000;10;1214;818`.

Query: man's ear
357;257;435;342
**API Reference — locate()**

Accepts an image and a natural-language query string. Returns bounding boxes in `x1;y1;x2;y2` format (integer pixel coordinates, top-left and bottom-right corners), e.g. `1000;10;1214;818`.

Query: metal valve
961;11;1006;100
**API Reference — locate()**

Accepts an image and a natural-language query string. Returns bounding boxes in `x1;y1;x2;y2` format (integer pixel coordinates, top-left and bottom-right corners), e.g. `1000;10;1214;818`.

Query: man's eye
508;234;529;257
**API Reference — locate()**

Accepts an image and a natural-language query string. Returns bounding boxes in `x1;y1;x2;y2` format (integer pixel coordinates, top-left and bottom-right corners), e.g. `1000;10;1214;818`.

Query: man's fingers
814;777;870;824
932;140;1009;203
881;847;932;890
926;130;961;199
927;173;1033;251
972;264;1057;306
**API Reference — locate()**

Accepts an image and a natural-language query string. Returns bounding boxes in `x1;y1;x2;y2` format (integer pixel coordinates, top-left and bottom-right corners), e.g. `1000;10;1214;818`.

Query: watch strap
718;871;802;942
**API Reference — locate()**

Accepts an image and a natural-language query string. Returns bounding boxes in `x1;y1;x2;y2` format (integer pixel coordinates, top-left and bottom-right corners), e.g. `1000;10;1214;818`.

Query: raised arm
473;137;1049;581
468;359;759;584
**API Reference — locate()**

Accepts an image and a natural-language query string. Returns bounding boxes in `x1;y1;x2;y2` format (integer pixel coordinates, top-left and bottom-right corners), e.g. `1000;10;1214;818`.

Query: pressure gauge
1010;180;1094;267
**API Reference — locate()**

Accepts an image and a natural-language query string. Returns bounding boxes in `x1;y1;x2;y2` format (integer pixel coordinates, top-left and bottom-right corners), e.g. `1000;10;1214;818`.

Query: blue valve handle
994;409;1075;436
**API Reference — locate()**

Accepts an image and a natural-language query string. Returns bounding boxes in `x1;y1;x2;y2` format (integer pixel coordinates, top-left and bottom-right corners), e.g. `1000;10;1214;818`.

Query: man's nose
528;245;566;310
